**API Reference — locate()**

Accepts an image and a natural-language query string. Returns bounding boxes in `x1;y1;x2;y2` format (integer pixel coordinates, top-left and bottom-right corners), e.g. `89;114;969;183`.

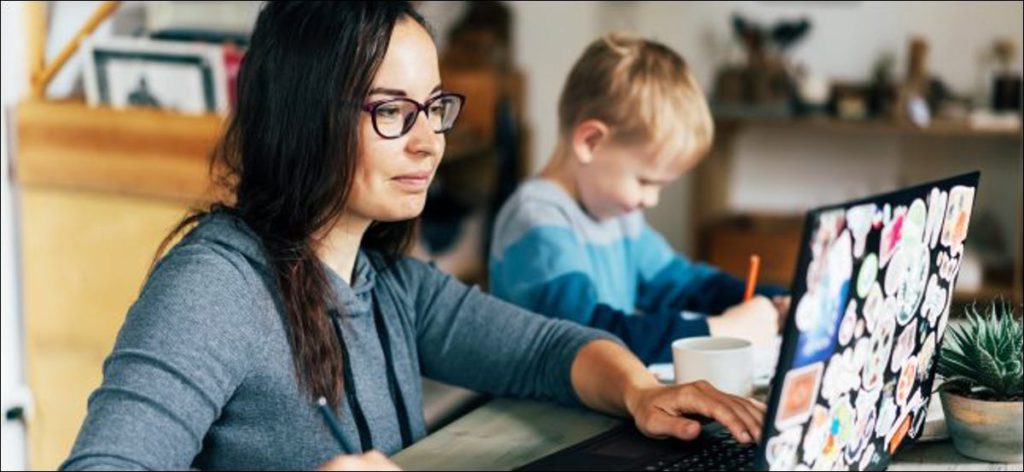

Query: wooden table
393;398;1023;471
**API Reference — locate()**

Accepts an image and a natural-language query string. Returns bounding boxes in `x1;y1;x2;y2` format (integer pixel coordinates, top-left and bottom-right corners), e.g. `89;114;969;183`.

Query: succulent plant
936;300;1023;401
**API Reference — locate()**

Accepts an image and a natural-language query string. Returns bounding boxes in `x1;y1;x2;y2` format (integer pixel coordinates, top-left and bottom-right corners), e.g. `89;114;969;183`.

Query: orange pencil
744;254;760;301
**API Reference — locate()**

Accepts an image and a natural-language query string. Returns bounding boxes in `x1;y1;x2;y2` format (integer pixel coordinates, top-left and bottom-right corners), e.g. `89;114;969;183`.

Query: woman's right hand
319;450;402;471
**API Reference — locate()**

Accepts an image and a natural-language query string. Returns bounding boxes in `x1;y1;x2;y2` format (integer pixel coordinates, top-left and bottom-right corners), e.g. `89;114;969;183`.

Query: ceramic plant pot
940;390;1024;463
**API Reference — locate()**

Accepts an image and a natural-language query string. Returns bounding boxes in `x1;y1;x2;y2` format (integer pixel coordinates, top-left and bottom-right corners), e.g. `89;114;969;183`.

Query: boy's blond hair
558;33;713;162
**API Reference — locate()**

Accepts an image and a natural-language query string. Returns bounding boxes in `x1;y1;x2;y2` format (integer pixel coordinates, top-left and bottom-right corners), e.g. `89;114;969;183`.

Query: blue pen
317;396;357;454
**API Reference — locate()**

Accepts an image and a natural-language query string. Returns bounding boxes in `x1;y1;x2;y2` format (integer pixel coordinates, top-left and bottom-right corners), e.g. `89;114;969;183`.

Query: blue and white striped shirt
489;179;782;363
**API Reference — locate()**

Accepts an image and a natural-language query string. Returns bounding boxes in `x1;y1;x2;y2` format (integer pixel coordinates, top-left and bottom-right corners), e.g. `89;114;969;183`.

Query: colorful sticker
775;362;824;430
938;250;962;282
903;199;927;247
896;356;918;406
884;246;907;298
766;427;801;471
863;315;895;391
839;300;857;347
816;396;855;468
857;253;879;298
890;319;918;373
846;407;876;465
921;274;946;328
794;229;851;367
886;411;913;455
847;203;876;258
822;351;859;401
855;318;865;339
801;405;830;465
925;188;947;249
940;186;975;256
880;206;907;268
862;282;883;333
893;242;929;324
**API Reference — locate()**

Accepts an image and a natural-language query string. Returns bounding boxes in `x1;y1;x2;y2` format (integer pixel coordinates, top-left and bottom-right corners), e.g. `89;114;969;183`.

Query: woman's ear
571;120;610;165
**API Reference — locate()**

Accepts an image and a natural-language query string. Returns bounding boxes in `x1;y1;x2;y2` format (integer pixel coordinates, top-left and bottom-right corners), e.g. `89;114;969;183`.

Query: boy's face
575;137;696;221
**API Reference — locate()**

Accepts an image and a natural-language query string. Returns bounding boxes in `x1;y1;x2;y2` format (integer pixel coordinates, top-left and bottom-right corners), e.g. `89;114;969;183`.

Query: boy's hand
624;381;766;444
706;296;778;347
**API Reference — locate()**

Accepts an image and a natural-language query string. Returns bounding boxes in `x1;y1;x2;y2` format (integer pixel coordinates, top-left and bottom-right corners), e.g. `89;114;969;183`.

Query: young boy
489;33;788;364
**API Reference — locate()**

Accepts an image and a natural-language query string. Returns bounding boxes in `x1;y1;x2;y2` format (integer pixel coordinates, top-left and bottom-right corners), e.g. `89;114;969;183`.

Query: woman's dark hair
156;1;431;409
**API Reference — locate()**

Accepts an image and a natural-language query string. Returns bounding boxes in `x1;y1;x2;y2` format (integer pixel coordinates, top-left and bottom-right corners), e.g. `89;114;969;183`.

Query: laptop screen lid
754;171;980;471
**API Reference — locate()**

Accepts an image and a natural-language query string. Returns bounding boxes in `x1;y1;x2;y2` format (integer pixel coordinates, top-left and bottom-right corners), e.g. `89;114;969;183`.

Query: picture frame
82;37;228;115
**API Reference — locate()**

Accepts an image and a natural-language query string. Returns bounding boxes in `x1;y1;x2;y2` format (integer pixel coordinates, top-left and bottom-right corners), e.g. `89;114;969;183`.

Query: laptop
520;171;980;471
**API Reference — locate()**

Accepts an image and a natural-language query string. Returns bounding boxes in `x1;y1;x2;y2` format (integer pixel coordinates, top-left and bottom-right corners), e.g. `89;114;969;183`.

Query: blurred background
1;1;1021;469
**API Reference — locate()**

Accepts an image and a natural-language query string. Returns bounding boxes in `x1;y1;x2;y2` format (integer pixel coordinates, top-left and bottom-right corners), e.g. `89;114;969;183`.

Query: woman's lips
391;171;432;191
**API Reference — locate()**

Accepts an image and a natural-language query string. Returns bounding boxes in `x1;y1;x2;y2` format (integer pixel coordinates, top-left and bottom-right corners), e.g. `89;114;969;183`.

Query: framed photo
83;37;228;115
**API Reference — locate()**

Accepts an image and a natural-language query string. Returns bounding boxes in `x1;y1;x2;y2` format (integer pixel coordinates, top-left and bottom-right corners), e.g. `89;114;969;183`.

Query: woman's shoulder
140;212;274;321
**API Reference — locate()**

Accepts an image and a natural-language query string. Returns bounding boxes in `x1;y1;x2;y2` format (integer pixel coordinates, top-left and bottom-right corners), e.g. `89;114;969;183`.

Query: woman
62;3;766;470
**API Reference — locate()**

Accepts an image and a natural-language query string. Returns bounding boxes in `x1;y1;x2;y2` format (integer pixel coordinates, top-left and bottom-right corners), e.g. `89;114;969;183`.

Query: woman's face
347;18;445;223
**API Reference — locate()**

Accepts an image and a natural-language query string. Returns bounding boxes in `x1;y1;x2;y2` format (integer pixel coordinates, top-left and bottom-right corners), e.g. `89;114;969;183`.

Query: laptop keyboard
639;428;756;471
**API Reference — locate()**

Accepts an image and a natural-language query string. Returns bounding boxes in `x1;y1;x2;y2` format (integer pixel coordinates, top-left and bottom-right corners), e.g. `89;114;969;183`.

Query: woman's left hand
624;380;766;444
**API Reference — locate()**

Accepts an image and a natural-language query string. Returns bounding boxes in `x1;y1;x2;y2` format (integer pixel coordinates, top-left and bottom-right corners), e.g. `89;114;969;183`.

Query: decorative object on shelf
711;14;811;119
936;301;1023;463
82;37;229;115
990;38;1022;114
868;53;897;119
894;36;956;129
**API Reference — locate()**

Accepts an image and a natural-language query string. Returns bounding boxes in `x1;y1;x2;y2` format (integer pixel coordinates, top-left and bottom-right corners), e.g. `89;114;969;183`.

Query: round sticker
857;253;879;298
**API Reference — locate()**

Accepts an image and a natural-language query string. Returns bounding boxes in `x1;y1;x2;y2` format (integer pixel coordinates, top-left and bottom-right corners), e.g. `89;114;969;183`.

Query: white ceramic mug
672;336;754;397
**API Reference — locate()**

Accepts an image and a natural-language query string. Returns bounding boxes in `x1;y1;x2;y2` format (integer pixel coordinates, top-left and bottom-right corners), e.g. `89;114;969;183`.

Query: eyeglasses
362;93;466;139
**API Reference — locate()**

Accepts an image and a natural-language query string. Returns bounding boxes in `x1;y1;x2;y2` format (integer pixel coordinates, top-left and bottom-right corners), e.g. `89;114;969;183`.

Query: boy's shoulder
496;179;579;229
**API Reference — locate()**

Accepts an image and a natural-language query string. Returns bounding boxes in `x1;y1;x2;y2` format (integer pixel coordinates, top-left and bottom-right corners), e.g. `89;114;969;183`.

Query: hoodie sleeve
402;258;621;407
61;245;260;470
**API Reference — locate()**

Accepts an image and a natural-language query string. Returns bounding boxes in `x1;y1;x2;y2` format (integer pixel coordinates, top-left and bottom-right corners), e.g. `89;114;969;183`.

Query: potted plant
936;300;1023;462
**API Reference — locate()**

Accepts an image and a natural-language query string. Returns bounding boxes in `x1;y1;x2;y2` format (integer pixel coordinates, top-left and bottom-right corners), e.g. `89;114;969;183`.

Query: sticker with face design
857;253;879;299
863;315;895;391
925;188;947;249
766;427;801;471
801;405;831;465
896;356;918;406
880;206;907;268
775;362;824;430
847;203;876;258
941;186;975;256
890;319;918;373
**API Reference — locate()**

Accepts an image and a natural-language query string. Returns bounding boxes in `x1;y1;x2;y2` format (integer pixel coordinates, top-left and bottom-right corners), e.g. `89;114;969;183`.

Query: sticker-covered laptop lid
758;172;980;471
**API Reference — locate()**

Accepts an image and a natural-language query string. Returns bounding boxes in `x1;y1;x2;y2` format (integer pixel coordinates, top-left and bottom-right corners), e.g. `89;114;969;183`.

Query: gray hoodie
61;212;617;470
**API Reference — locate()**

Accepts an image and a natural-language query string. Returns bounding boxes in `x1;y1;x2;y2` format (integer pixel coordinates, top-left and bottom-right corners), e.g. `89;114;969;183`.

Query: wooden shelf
715;116;1022;140
16;99;226;203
